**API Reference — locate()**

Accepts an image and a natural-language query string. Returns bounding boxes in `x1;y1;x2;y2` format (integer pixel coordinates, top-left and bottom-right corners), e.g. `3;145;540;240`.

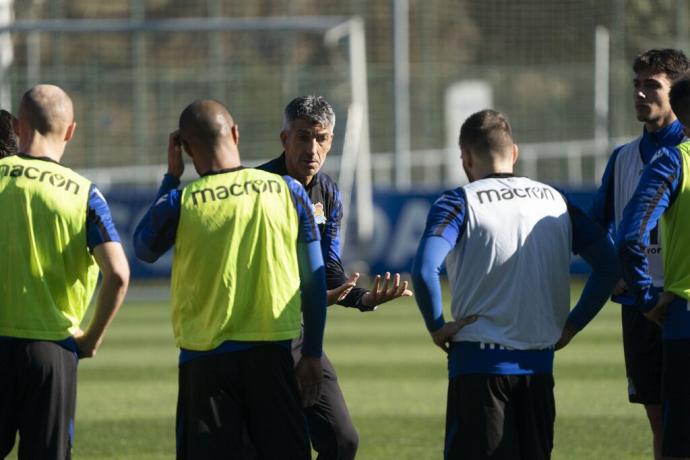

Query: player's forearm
412;237;450;332
133;189;180;263
133;217;172;263
159;173;180;197
298;240;327;357
616;157;677;310
84;268;129;345
618;243;658;311
80;243;130;356
568;237;618;330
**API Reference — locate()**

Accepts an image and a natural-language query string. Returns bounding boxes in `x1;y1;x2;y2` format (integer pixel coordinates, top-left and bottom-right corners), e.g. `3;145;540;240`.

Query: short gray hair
282;95;335;131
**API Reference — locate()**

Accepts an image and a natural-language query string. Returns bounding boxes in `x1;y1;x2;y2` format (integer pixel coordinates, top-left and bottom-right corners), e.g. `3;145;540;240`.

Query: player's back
0;154;98;340
170;168;302;351
447;176;571;349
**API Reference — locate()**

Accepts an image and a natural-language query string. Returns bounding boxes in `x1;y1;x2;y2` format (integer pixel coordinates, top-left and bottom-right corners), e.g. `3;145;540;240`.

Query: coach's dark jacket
259;154;371;311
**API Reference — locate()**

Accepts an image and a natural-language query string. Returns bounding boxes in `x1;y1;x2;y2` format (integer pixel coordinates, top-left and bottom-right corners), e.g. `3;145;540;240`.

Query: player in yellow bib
133;99;327;459
0;85;130;459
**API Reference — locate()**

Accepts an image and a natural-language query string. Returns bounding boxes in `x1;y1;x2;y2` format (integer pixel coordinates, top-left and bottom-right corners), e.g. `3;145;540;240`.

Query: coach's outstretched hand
327;273;360;305
361;272;414;308
295;356;323;408
430;315;478;353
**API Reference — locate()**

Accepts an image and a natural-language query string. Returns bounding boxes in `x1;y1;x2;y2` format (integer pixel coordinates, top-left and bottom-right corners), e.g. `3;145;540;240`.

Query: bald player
0;85;129;459
133;99;328;459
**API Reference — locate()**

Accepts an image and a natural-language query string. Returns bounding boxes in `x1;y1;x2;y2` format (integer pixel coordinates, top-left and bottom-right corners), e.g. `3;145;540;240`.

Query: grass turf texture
8;278;651;459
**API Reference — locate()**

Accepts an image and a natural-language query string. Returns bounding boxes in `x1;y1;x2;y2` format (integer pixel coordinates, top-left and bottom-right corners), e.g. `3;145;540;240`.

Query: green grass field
9;279;652;459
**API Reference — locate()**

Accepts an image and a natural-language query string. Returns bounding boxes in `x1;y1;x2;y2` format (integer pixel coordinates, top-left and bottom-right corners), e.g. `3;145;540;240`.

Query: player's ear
64;121;76;142
511;143;519;165
280;130;288;150
181;140;192;158
461;146;472;168
231;124;239;147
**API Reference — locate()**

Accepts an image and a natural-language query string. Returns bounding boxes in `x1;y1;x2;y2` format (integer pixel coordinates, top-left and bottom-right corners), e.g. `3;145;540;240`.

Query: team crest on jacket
312;202;327;224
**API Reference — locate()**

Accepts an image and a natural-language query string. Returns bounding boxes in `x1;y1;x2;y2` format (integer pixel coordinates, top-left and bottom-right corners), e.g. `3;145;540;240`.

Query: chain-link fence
5;0;690;185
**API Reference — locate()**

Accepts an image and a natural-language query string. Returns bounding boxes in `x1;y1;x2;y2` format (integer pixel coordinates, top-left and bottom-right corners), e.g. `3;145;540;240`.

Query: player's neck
196;146;241;174
18;135;65;163
645;113;677;133
474;163;514;180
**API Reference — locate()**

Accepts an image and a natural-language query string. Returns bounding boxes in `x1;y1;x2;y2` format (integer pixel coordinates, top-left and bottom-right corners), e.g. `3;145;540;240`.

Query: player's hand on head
327;273;360;305
430;316;478;353
361;272;413;308
644;291;675;328
167;130;185;179
295;355;323;408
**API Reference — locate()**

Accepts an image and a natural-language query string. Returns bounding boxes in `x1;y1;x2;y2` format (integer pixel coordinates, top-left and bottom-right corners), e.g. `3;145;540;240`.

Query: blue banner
107;186;596;279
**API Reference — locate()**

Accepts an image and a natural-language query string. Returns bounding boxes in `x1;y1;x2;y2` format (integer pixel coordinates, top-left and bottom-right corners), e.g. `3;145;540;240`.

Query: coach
0;85;130;459
617;76;690;460
412;109;618;460
133;99;327;459
258;95;412;460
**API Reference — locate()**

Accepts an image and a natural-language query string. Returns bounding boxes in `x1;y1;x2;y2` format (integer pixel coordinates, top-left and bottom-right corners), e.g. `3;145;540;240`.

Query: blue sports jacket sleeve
133;174;182;263
564;195;619;330
412;236;453;332
284;176;327;357
297;240;327;357
86;184;121;250
617;147;682;311
412;189;467;332
324;188;371;310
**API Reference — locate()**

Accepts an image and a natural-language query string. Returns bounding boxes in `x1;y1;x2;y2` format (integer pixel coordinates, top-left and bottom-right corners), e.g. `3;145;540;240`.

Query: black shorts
621;306;663;405
176;344;310;460
445;373;555;460
0;338;78;460
661;339;690;458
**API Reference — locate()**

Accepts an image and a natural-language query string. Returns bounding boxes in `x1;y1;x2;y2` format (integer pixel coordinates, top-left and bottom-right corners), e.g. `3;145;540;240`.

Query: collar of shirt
481;172;516;179
640;120;686;163
16;153;60;165
200;166;244;177
273;153;321;192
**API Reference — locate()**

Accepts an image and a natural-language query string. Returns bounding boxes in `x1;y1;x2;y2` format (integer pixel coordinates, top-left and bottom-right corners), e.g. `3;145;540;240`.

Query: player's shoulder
256;155;286;174
647;145;683;171
431;187;466;209
278;173;306;194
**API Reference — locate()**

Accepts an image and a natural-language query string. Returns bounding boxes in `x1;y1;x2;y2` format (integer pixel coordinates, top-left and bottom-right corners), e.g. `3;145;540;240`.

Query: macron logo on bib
474;186;556;205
